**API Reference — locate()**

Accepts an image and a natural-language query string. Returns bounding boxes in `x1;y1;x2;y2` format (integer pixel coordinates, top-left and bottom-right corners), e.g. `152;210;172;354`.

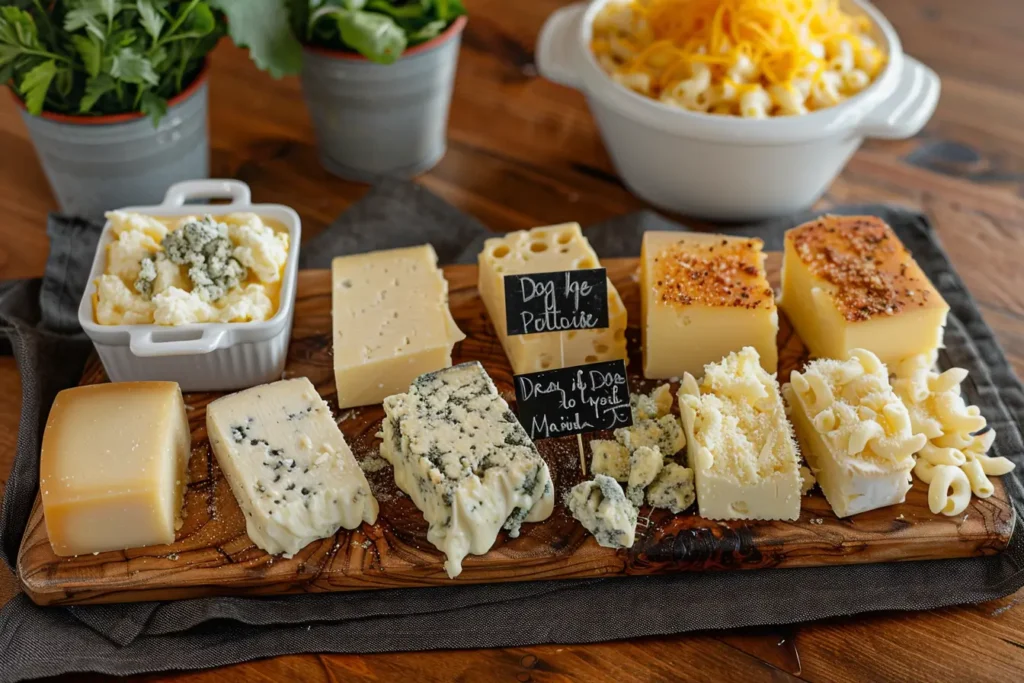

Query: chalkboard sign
514;359;632;440
504;269;609;337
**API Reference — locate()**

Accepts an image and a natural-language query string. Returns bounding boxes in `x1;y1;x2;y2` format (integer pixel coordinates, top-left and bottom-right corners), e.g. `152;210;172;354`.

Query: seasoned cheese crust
651;234;774;311
787;215;946;323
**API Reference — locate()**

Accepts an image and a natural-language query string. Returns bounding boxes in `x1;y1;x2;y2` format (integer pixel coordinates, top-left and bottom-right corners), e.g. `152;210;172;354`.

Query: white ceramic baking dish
536;0;941;221
78;179;302;392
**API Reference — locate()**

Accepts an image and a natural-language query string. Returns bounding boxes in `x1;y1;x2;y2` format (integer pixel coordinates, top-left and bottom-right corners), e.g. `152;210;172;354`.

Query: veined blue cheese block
565;474;638;549
380;361;554;578
207;377;378;557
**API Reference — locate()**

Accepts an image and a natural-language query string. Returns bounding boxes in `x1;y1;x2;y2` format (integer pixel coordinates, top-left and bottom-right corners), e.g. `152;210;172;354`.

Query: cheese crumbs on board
591;0;887;117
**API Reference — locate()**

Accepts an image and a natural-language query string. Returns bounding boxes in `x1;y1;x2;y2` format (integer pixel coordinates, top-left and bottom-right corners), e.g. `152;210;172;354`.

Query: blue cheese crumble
566;474;638;549
646;462;696;513
380;361;554;578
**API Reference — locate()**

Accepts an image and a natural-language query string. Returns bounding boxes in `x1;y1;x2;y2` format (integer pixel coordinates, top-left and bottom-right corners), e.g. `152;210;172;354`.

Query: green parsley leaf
336;10;406;64
140;89;168;125
71;34;102;77
110;47;159;86
136;0;165;40
80;73;116;112
19;58;56;115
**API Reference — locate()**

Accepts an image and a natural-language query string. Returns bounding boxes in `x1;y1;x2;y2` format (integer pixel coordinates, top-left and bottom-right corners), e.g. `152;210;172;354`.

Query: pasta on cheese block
207;378;378;558
780;216;949;368
784;349;925;518
641;232;778;380
893;355;1015;517
478;223;627;374
679;347;802;521
332;244;465;409
380;361;554;578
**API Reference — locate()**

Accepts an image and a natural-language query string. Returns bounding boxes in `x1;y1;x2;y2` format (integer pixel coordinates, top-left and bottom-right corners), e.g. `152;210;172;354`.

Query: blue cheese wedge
207;378;379;557
590;440;630;482
566;474;638;549
615;414;685;456
647;462;696;513
626;446;664;507
380;361;554;578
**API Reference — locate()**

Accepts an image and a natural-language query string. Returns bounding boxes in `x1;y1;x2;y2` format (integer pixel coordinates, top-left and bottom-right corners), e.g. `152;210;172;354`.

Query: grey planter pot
300;16;467;181
19;74;210;220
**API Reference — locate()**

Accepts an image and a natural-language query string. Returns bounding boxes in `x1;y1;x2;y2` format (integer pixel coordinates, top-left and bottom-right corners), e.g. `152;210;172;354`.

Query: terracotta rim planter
17;67;211;220
300;17;468;182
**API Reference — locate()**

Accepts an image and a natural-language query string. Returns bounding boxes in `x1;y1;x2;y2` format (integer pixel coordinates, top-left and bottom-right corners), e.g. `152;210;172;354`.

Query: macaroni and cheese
94;211;290;326
591;0;887;117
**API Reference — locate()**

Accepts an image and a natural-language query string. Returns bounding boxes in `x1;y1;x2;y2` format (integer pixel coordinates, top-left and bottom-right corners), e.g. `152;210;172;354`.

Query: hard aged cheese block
332;245;465;409
207;378;378;557
380;361;555;578
565;475;638;549
780;215;950;367
679;347;802;521
783;349;925;518
40;382;190;556
640;231;778;380
478;223;627;374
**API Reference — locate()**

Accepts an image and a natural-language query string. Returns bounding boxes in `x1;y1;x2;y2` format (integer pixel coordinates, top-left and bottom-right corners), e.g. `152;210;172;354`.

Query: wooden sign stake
560;331;587;475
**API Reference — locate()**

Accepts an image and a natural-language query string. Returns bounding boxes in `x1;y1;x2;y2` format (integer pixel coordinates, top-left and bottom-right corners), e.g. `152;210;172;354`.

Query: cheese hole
594;343;609;354
557;231;573;244
559;247;569;253
729;501;749;516
585;355;598;363
566;331;577;340
577;257;596;269
614;328;626;341
492;245;510;258
533;230;548;240
530;241;548;253
540;356;553;369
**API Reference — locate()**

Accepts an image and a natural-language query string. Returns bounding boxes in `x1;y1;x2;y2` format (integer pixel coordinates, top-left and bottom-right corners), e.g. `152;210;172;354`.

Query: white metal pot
536;0;941;221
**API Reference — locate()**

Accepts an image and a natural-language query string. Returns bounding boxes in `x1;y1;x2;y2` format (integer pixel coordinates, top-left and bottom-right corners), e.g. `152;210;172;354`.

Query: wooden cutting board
16;257;1017;606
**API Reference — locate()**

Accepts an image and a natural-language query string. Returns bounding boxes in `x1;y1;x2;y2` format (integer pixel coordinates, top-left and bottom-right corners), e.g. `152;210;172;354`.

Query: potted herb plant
286;0;469;180
0;1;300;219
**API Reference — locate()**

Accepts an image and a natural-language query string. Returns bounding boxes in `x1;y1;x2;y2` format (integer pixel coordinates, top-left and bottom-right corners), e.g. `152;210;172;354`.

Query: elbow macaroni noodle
590;0;887;117
893;355;1015;517
787;349;924;471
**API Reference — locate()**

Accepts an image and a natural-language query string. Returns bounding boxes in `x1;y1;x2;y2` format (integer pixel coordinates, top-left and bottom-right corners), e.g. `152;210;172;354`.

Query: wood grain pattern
16;257;1016;606
2;0;1024;679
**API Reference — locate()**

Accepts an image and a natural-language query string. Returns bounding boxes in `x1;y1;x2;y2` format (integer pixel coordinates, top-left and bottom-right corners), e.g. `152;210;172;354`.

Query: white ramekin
78;180;302;392
536;0;941;221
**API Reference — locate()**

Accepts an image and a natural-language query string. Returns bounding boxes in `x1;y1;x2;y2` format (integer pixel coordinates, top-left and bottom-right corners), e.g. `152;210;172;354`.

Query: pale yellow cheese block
332;245;465;409
40;382;190;556
780;215;949;368
641;231;778;380
478;223;627;374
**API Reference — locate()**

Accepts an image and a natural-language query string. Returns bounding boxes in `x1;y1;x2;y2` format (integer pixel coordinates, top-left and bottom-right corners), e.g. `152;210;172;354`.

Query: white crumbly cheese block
207;377;378;557
40;382;190;556
626;446;664;507
566;474;638;549
647;463;696;514
783;349;925;518
615;414;685;456
380;362;554;578
780;216;949;368
641;231;778;379
590;440;630;482
478;223;628;374
332;244;465;409
679;346;803;521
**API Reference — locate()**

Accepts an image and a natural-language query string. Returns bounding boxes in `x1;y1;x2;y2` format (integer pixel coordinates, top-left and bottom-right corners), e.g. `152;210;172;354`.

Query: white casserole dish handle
161;179;253;207
536;2;587;90
857;56;941;140
129;328;228;357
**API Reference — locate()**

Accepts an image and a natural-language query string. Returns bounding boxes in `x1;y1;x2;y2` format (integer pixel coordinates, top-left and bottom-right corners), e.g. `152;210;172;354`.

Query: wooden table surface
1;0;1023;680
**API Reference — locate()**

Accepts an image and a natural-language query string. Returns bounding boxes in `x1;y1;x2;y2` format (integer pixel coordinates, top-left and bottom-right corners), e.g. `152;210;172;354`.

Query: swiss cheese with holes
477;223;627;374
332;245;465;409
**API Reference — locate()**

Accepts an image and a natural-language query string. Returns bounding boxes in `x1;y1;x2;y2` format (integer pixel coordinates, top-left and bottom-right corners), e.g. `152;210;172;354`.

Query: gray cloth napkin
1;180;1022;682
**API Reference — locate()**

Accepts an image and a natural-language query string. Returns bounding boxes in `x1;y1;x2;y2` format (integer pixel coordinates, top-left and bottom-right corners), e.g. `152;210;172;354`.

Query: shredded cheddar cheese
591;0;887;117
